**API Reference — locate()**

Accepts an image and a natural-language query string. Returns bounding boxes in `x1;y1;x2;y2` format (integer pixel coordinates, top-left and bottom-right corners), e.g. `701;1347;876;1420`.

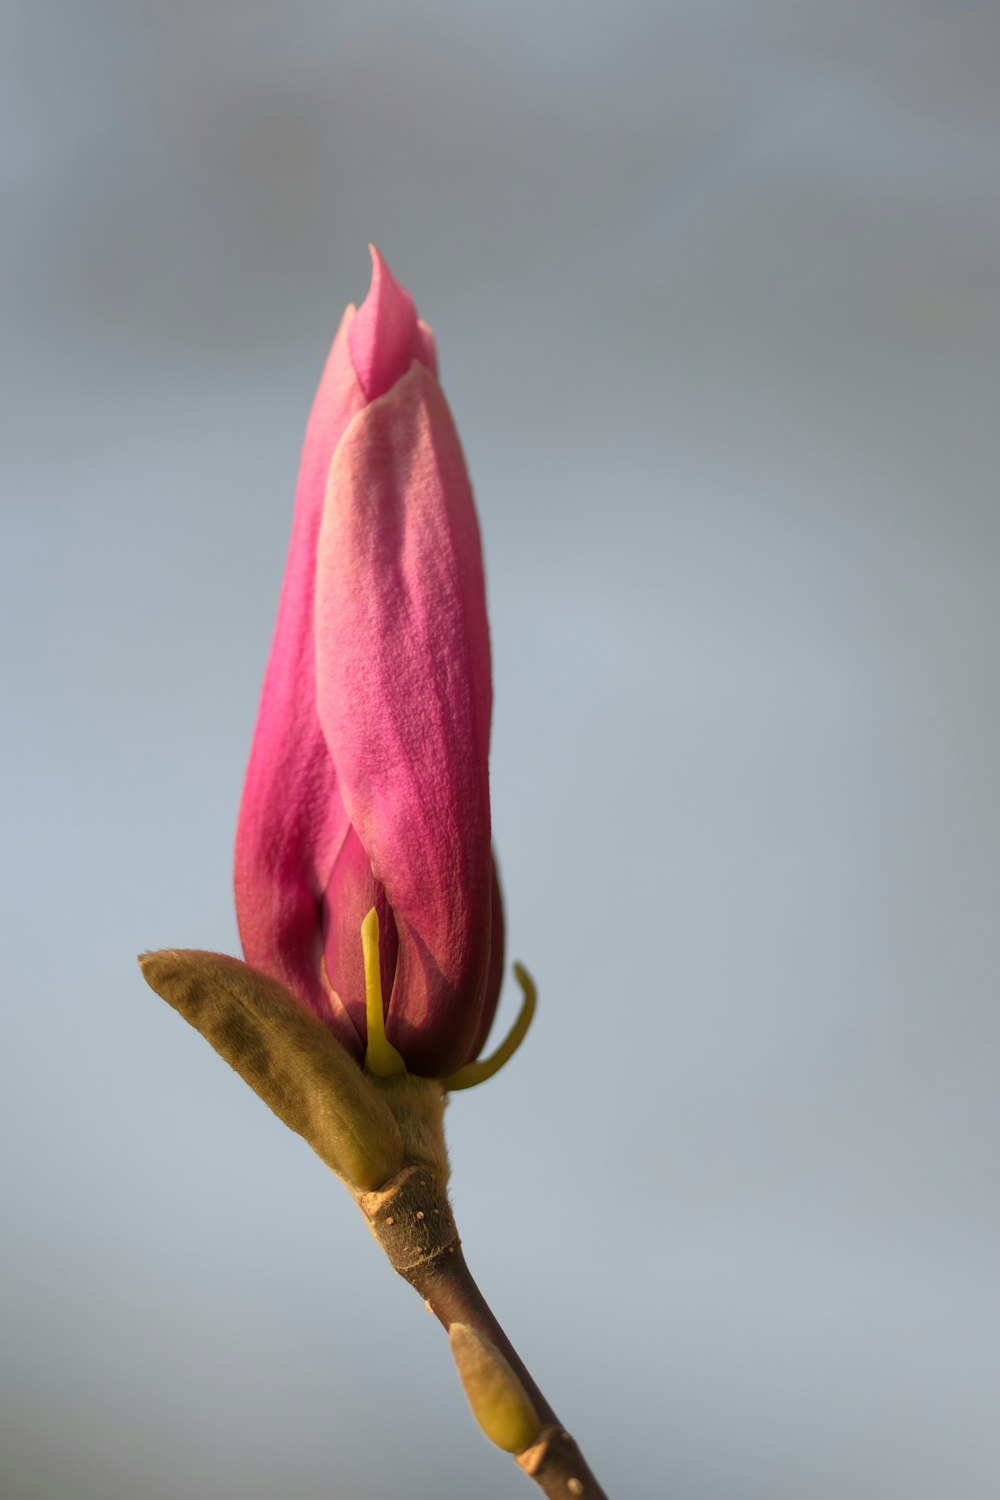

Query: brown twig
359;1167;610;1500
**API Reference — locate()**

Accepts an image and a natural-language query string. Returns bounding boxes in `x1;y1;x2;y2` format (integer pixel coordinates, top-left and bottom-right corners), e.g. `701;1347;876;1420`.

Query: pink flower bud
235;248;503;1079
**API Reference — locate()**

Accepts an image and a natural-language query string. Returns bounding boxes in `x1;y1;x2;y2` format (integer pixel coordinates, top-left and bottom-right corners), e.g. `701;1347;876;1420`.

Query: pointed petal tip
349;245;427;401
364;243;401;295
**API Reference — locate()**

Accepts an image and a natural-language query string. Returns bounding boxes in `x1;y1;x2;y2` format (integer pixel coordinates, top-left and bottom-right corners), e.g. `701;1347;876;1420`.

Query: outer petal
467;854;506;1065
314;362;493;1077
234;307;366;1049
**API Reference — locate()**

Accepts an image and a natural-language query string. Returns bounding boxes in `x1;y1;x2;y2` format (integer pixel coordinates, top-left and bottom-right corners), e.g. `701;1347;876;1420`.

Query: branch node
517;1424;593;1494
358;1164;458;1281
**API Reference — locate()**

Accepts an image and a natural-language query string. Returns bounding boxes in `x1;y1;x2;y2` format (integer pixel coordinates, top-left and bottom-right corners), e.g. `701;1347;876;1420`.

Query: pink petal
416;320;438;376
466;855;506;1064
234;307;366;1051
348;245;437;401
314;362;493;1077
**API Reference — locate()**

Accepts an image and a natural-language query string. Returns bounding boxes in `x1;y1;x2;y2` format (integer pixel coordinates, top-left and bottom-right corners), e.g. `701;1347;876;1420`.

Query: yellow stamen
443;962;537;1092
361;907;406;1078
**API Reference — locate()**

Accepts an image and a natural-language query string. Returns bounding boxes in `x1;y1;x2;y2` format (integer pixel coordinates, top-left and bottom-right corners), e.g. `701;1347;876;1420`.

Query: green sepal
138;949;405;1191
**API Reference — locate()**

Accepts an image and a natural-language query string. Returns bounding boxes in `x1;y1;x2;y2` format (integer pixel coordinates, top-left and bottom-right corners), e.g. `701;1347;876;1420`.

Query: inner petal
322;824;400;1050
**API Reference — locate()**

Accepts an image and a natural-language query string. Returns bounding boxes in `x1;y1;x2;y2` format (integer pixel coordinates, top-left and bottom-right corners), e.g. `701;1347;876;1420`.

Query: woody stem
414;1248;609;1499
358;1166;610;1500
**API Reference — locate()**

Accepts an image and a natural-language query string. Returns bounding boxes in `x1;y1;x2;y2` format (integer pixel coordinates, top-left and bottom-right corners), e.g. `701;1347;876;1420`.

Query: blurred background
3;2;999;1497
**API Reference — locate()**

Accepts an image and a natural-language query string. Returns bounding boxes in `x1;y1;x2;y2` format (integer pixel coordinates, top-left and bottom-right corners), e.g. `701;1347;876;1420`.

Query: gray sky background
3;3;999;1498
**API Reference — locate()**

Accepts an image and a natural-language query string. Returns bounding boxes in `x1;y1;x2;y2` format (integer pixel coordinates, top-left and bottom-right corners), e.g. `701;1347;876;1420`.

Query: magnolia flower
140;252;604;1500
234;248;528;1084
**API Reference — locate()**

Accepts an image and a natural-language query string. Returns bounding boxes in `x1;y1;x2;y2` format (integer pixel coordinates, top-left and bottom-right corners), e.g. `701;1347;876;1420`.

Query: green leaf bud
448;1322;542;1454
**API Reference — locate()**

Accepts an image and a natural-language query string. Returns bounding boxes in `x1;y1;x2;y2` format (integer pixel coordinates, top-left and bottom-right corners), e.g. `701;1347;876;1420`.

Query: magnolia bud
448;1323;542;1454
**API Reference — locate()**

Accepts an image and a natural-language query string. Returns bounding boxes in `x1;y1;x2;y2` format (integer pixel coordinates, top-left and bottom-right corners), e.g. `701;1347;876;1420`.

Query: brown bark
359;1166;610;1500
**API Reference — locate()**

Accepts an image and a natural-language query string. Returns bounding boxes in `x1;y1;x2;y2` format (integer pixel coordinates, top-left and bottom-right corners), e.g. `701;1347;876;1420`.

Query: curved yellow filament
443;963;537;1092
361;907;406;1078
